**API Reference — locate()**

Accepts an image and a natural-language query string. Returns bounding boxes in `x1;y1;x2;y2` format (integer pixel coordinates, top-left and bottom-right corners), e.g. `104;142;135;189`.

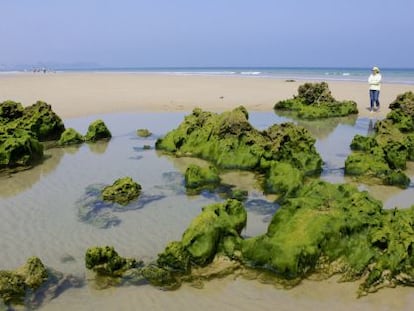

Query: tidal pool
1;112;413;310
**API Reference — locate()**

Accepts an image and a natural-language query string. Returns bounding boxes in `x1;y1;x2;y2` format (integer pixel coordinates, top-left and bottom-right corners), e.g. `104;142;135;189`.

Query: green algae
84;119;112;142
0;100;65;141
0;100;66;169
136;128;152;137
85;246;142;277
141;199;247;288
83;179;414;296
0;257;48;305
345;91;414;188
274;82;358;119
184;164;221;193
0;128;44;168
102;177;142;206
58;128;84;145
156;106;322;196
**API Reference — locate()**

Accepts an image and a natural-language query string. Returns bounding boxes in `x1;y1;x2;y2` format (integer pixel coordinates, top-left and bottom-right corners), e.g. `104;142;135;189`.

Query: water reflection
0;148;65;197
274;110;358;139
87;141;110;154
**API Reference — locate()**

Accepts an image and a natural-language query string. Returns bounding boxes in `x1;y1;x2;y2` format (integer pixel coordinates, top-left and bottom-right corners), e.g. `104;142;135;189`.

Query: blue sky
1;0;413;68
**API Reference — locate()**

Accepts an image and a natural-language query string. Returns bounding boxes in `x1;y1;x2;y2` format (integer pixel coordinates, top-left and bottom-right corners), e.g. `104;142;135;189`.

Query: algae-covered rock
58;128;84;145
241;180;383;281
274;82;358;119
345;92;414;187
85;246;142;277
0;100;65;169
102;177;142;206
84;119;112;141
0;128;44;168
0;257;48;305
184;164;221;192
136;128;152;137
142;199;247;289
156;107;322;189
0;100;23;123
13;101;65;141
264;161;304;198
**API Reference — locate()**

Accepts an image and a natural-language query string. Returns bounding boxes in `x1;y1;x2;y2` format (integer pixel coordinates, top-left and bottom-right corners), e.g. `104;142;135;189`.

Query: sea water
1;112;414;311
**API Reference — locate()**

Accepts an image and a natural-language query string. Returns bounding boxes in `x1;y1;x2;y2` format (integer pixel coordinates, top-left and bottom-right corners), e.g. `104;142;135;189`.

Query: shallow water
1;111;414;310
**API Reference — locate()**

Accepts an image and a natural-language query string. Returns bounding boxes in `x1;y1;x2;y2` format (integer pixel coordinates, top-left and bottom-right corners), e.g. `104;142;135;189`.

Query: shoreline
0;72;413;120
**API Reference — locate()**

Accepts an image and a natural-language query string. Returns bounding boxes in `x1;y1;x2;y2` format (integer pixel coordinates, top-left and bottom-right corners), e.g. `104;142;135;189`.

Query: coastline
1;72;413;119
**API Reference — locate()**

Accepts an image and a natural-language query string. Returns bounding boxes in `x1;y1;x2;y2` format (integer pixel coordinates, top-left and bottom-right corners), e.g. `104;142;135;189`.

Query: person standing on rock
368;66;382;112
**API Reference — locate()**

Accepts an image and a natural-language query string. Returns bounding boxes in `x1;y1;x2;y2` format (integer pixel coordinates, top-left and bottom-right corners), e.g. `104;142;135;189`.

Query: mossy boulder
184;164;221;191
84;119;112;141
58;128;84;145
156;107;322;190
136;128;152;137
345;92;414;188
274;82;358;119
0;128;43;168
0;257;48;305
142;199;247;288
102;177;142;206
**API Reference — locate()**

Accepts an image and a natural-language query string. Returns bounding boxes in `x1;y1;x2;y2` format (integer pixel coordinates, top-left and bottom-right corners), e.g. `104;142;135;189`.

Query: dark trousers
370;90;380;109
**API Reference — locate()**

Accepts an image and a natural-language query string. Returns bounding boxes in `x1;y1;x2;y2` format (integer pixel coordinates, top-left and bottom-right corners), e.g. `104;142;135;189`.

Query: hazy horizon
2;0;414;69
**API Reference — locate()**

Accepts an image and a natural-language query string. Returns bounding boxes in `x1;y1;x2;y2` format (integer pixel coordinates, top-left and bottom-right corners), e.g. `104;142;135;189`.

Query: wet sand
0;72;413;119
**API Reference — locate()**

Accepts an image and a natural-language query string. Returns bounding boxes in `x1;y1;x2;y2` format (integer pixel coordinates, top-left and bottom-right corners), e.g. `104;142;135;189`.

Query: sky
1;0;414;69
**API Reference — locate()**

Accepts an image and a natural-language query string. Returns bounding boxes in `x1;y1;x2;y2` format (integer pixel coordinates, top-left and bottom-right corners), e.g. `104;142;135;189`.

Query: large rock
156;107;322;194
10;101;65;141
274;82;358;119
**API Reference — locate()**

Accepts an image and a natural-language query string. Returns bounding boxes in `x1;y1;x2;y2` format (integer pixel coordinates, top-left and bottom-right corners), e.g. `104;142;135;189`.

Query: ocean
3;67;414;85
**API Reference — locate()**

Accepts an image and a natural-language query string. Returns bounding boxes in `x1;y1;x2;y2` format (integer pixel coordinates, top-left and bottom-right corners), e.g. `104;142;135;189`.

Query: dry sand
1;72;413;119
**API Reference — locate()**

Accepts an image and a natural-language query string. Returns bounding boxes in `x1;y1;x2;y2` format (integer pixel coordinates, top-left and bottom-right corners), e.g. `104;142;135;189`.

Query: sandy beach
0;72;413;119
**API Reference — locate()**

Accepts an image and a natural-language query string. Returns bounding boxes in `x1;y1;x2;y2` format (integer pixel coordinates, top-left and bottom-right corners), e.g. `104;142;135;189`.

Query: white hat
372;66;380;72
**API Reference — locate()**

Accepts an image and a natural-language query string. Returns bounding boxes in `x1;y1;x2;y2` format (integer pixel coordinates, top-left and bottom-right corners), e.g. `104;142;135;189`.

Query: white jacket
368;73;382;91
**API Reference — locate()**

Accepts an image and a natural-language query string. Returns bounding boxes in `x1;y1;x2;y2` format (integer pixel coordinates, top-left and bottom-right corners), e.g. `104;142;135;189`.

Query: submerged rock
274;82;358;119
84;119;112;142
136;128;152;137
102;177;142;206
77;183;163;228
345;91;414;188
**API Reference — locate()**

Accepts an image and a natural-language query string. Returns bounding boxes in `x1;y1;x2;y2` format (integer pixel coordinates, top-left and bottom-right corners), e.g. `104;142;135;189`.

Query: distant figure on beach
368;66;382;112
